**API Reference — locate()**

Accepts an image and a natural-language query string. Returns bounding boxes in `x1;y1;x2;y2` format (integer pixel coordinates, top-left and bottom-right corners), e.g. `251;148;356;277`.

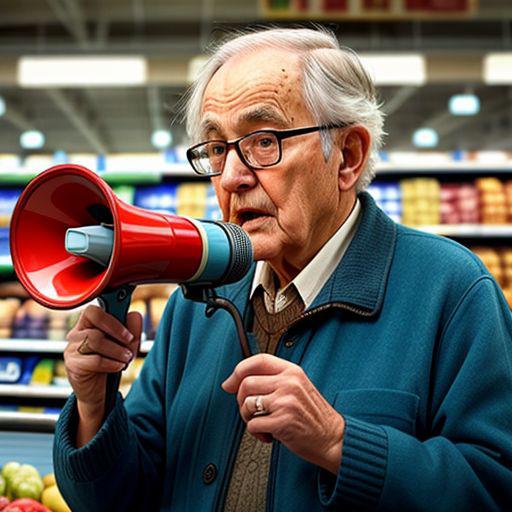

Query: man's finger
76;305;134;345
73;329;134;364
236;375;279;408
222;354;292;393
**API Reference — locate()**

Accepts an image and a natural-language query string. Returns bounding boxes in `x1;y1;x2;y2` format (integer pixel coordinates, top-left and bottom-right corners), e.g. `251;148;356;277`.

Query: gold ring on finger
77;335;93;355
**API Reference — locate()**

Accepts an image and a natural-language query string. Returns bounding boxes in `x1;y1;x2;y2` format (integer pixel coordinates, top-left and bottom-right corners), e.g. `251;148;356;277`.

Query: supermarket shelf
3;162;510;185
0;169;163;186
0;411;58;433
0;339;67;353
376;162;512;176
0;338;154;354
418;225;512;237
0;384;72;399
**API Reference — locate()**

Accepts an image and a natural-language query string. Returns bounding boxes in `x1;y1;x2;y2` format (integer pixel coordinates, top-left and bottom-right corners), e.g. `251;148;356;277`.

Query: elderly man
54;28;512;511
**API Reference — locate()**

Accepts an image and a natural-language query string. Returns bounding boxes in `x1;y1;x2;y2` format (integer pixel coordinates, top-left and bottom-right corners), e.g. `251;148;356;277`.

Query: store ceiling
0;0;511;155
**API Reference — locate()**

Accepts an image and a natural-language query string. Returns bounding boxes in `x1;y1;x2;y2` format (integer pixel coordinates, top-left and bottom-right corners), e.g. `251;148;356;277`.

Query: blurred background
0;0;511;499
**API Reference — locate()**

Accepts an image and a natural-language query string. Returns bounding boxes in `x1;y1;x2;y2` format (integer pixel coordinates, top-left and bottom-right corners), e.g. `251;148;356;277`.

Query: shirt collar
250;198;361;310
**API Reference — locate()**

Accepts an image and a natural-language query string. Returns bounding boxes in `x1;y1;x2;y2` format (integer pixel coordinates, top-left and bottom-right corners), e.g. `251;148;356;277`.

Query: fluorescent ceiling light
412;128;438;148
151;130;172;149
360;54;426;86
18;56;147;88
0;96;5;117
484;53;512;84
20;130;45;149
449;94;480;116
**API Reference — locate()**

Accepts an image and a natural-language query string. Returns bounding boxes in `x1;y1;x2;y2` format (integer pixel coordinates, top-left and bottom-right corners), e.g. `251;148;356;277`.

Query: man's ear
338;126;371;192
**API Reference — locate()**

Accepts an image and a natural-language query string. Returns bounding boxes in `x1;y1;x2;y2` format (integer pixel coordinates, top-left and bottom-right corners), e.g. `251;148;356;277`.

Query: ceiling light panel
18;56;147;88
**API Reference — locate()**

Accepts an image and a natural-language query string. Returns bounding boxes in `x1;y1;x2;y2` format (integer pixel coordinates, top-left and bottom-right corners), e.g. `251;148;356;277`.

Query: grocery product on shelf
0;300;20;339
440;184;480;224
472;247;512;307
0;190;21;228
120;357;145;397
400;178;441;226
367;183;401;223
0;283;177;343
134;183;177;213
475;178;508;224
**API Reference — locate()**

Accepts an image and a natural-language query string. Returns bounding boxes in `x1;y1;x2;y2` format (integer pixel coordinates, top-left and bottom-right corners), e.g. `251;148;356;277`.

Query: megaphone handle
97;284;135;421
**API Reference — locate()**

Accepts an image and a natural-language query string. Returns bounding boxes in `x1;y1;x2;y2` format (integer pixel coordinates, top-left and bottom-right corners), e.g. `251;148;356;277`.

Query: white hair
183;27;385;192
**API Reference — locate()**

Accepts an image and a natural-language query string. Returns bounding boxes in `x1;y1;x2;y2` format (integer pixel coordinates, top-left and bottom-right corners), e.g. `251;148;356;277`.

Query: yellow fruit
43;473;56;488
42;484;71;512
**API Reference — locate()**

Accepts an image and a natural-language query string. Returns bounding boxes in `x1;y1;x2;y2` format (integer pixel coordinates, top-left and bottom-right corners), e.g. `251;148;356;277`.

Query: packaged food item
0;358;23;384
476;178;508;224
401;178;440;226
29;360;55;386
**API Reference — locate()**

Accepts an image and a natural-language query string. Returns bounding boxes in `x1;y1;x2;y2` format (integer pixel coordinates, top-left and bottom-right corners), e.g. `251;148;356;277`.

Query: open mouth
237;210;270;226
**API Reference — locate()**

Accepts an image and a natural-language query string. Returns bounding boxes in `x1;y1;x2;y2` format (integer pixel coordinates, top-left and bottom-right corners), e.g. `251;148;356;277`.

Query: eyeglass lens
190;131;281;175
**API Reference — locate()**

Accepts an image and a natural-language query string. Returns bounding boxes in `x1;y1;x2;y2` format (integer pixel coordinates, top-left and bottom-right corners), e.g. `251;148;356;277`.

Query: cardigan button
202;463;217;485
284;339;295;348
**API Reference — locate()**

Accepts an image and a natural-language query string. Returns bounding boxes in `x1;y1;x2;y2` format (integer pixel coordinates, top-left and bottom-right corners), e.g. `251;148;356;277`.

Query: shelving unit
0;411;58;433
0;339;154;354
0;385;72;400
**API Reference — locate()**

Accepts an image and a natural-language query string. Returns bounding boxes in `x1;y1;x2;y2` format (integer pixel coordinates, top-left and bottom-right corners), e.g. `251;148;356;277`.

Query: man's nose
219;147;257;193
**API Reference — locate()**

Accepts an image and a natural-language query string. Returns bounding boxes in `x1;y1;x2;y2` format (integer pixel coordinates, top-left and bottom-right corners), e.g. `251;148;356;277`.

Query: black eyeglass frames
186;123;349;177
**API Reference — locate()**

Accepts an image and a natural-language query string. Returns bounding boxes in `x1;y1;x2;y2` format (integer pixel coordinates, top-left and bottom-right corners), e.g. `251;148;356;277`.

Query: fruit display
0;498;51;511
0;464;69;512
41;475;70;512
1;463;43;502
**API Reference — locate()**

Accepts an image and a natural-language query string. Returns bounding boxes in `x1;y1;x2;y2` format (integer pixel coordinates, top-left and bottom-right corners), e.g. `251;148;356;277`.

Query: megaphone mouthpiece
65;225;114;267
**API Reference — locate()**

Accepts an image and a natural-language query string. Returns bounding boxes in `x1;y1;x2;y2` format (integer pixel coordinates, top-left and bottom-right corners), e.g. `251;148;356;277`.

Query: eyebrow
239;106;288;128
199;106;289;141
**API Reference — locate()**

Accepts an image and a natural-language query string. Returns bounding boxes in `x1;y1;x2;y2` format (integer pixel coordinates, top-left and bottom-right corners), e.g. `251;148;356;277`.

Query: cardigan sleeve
318;276;512;510
53;294;177;512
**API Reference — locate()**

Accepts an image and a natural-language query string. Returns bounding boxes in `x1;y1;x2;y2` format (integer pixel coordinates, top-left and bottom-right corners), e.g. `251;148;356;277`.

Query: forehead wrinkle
204;88;286;111
207;78;293;102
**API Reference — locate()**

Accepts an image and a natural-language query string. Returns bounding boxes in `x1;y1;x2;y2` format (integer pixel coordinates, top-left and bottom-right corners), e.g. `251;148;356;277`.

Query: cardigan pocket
332;388;420;436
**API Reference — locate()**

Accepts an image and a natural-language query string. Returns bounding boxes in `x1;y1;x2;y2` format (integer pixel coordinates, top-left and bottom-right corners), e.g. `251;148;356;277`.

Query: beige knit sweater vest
223;287;304;512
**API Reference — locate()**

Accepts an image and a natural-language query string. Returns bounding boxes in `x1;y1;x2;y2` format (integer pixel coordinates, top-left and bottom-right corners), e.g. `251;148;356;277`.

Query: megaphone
10;164;253;416
10;164;252;309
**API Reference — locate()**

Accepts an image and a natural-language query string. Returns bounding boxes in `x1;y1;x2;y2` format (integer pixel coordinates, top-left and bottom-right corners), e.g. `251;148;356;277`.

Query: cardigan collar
221;191;397;319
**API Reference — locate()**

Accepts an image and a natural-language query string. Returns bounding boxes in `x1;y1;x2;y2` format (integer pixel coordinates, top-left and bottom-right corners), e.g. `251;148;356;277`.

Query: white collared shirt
250;199;361;313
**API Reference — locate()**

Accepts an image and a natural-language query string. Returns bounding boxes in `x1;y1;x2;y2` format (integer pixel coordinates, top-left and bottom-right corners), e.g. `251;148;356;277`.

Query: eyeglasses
186;124;349;177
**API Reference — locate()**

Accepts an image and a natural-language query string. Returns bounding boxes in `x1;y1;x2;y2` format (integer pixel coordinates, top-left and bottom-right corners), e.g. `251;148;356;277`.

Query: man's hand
222;354;344;475
64;305;142;446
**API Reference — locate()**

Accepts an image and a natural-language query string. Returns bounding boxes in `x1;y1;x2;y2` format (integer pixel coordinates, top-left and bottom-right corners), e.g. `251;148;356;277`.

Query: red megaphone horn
10;164;252;310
